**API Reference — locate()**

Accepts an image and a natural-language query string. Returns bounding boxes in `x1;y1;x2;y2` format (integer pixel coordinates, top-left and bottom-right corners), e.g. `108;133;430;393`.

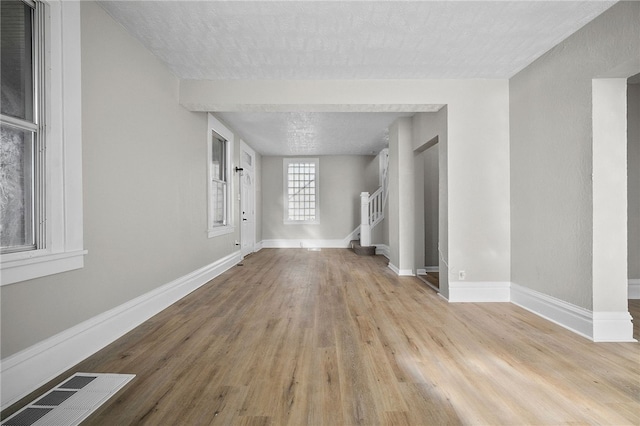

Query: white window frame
207;113;234;238
0;1;85;286
283;157;319;225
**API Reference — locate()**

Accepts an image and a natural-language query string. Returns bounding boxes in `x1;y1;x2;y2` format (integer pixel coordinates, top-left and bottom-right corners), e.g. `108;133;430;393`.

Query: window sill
208;226;235;238
0;249;88;286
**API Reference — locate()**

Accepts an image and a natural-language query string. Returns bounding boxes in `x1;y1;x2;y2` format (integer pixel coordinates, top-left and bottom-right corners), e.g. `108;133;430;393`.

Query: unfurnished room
1;1;639;424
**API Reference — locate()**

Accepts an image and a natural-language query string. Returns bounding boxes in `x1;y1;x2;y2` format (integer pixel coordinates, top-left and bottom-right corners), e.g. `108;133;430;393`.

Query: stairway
350;240;376;256
357;148;388;255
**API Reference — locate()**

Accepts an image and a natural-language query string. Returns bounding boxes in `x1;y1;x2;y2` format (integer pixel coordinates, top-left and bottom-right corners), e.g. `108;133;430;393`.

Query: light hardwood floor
4;249;639;425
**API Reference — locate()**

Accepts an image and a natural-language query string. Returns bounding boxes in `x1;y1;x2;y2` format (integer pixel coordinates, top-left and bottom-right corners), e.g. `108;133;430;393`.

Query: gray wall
629;82;640;280
423;145;439;267
510;2;640;309
261;155;378;241
0;2;242;358
410;109;448;295
255;152;263;243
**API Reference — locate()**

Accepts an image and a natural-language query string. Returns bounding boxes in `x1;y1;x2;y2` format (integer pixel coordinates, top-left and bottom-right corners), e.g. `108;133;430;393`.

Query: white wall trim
592;311;636;342
510;283;599;340
510;284;635;341
374;244;390;259
207;113;235;239
388;263;413;276
0;250;88;285
254;241;264;252
261;227;360;249
0;250;242;410
448;281;511;302
628;279;640;299
0;1;86;286
262;239;350;249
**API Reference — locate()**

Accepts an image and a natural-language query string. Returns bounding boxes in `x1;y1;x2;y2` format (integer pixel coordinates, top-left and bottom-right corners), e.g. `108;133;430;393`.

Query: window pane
286;160;317;222
211;134;226;182
1;0;34;121
242;150;252;167
1;124;34;248
212;181;226;226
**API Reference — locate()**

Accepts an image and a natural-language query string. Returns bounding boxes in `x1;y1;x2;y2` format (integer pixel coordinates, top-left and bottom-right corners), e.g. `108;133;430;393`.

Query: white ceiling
98;0;616;155
217;111;417;156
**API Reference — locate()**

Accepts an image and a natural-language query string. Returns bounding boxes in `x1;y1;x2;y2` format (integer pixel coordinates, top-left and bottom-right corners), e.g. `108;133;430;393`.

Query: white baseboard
448;281;510;302
629;279;640;299
374;244;390;259
261;227;360;249
253;241;263;252
510;283;593;339
388;263;413;276
262;239;350;248
510;283;635;342
0;250;242;410
417;266;438;275
593;311;636;342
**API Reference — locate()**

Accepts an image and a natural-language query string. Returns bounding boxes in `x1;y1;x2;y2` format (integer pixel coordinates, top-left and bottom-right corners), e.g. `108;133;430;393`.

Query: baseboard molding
262;239;350;248
374;244;390;259
510;283;593;339
417;266;438;275
510;283;635;342
629;279;640;299
448;281;510;302
388;262;413;276
592;311;636;342
253;241;264;252
261;227;360;249
0;250;242;410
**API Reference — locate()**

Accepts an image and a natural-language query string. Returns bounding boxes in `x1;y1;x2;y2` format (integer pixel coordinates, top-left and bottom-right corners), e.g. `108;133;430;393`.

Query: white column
592;78;634;341
360;192;371;247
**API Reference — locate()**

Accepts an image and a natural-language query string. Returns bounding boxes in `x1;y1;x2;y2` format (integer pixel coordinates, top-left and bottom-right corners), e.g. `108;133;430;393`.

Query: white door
240;141;256;257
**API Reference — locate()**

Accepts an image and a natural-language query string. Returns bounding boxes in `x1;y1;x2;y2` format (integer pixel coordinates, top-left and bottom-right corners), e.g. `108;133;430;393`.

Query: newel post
360;192;371;247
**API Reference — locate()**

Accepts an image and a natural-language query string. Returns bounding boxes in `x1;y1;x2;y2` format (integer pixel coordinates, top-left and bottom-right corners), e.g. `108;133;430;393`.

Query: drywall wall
261;155;378;241
411;109;449;296
181;79;510;288
255;152;263;245
0;2;243;358
423;145;439;267
629;82;640;280
510;1;640;309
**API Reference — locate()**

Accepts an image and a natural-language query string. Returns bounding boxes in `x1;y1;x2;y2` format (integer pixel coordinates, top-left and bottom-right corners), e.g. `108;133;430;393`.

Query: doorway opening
417;142;439;291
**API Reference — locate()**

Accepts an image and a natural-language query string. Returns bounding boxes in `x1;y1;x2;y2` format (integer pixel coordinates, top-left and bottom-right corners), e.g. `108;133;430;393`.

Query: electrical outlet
459;270;466;280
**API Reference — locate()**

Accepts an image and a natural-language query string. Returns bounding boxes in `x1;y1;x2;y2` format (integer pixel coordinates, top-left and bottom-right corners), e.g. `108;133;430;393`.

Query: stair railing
359;148;389;247
360;187;384;247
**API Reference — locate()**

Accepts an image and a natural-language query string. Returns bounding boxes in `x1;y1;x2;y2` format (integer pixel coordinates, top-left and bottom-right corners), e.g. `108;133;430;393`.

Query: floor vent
2;373;135;426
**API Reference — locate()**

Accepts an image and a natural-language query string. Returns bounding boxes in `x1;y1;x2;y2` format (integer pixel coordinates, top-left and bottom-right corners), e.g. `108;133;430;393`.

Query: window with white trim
207;114;234;237
284;158;319;224
0;0;85;286
211;131;228;227
1;0;43;253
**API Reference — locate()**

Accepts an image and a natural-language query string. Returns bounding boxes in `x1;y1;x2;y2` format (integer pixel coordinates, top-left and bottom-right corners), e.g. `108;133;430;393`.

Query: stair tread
351;240;376;256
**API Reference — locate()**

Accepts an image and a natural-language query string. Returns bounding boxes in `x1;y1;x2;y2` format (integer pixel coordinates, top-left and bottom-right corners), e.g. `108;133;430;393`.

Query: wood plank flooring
3;249;639;425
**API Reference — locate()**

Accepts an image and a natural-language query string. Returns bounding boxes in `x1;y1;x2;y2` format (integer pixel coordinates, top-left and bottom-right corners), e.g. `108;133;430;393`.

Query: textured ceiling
217;111;417;156
99;1;615;80
98;0;616;155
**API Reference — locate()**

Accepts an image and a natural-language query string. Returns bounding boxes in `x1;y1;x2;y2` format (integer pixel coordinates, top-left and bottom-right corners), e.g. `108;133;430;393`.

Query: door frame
240;140;256;257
